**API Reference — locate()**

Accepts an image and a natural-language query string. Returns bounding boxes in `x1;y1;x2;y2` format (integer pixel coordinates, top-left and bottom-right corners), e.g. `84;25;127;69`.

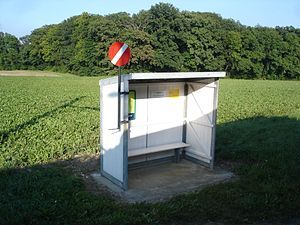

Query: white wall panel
100;81;124;183
147;122;183;146
147;83;185;147
128;82;185;161
186;80;217;163
128;84;148;150
186;122;212;159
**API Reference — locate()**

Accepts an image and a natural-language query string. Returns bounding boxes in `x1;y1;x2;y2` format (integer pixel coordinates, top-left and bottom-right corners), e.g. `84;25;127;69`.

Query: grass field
0;71;299;224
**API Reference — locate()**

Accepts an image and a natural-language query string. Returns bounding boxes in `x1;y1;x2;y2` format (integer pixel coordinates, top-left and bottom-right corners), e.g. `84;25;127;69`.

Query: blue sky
0;0;299;38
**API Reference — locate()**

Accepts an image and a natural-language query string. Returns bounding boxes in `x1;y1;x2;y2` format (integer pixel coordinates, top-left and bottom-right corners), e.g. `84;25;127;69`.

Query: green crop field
0;71;101;168
0;71;299;225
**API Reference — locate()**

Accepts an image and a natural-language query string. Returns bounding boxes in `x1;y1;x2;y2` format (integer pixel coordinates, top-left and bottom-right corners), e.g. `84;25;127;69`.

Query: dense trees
0;3;299;79
0;32;21;70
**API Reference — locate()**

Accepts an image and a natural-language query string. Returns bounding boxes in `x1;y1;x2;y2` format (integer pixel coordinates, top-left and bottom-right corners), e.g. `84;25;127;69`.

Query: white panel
186;123;212;159
185;151;211;164
102;128;124;182
128;126;147;150
128;82;185;163
187;82;214;125
186;80;217;163
100;81;124;183
147;83;185;147
148;83;184;123
101;82;119;130
128;84;147;150
148;122;183;146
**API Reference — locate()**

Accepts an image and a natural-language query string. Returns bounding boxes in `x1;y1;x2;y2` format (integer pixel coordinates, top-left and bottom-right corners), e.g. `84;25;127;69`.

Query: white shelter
99;72;226;190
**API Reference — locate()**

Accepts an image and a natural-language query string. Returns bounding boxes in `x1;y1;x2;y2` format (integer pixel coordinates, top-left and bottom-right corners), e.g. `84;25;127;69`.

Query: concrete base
92;159;233;203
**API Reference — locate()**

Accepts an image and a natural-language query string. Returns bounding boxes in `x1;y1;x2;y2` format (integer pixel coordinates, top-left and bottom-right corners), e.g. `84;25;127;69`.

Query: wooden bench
128;142;190;163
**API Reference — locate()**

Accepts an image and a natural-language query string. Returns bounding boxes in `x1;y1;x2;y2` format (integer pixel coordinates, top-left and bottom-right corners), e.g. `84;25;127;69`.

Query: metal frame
99;80;104;175
122;77;129;190
181;83;188;159
117;68;121;130
101;169;124;187
209;78;219;169
182;83;188;143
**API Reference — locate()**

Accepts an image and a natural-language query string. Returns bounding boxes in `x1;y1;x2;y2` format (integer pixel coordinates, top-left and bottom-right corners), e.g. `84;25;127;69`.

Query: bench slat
128;142;190;157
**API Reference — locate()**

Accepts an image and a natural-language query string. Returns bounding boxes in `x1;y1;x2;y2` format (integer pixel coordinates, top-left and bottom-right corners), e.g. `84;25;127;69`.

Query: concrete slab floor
91;159;234;203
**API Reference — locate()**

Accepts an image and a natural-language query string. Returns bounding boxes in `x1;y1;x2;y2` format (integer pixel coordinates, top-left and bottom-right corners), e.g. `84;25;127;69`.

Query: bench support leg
174;148;181;163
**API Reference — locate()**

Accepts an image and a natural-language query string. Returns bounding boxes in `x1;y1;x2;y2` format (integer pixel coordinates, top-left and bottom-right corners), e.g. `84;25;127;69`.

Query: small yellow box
168;88;179;98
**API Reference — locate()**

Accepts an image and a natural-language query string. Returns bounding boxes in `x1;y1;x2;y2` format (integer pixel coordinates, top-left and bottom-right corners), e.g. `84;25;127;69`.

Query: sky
0;0;299;38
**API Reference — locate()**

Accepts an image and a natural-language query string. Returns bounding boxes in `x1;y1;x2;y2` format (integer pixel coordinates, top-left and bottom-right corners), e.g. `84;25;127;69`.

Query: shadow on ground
0;116;299;225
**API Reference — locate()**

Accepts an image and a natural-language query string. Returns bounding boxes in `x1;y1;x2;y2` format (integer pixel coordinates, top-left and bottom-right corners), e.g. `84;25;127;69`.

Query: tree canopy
1;3;299;79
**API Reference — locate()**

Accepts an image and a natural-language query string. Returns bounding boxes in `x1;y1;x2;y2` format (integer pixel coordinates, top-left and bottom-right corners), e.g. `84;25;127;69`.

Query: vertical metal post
118;67;121;129
122;78;129;190
182;83;188;143
182;83;188;159
210;78;219;170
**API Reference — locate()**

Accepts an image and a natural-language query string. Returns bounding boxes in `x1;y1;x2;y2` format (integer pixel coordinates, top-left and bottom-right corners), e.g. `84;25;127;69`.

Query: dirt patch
0;70;59;77
54;153;118;199
54;154;238;201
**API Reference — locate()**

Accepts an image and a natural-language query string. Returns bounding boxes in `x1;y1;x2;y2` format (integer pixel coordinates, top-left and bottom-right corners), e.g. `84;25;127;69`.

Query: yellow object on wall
128;90;136;120
168;88;180;98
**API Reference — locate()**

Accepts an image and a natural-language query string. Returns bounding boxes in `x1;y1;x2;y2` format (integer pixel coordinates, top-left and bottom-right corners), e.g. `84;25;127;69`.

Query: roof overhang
100;72;226;86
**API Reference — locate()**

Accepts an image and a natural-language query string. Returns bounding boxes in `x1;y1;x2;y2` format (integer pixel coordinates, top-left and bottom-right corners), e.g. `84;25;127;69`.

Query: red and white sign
108;42;131;67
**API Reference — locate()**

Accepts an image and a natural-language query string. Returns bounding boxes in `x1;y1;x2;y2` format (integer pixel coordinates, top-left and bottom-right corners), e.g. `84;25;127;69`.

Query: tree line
1;3;299;79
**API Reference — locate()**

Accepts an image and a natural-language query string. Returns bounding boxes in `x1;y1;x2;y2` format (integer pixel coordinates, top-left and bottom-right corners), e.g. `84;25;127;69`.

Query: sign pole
117;66;121;130
107;41;131;130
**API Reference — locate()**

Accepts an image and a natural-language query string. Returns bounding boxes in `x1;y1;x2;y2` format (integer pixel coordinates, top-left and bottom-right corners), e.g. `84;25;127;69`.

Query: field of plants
0;71;100;168
0;71;299;225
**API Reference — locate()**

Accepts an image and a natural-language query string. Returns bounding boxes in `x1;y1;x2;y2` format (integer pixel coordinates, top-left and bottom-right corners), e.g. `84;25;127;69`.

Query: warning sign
108;42;131;67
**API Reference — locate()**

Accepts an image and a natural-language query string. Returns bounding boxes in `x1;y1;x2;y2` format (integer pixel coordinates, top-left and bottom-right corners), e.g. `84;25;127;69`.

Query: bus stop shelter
99;72;226;190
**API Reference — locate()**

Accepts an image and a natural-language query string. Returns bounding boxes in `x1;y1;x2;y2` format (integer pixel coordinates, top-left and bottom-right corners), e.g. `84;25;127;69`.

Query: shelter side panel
100;82;124;183
185;80;217;164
